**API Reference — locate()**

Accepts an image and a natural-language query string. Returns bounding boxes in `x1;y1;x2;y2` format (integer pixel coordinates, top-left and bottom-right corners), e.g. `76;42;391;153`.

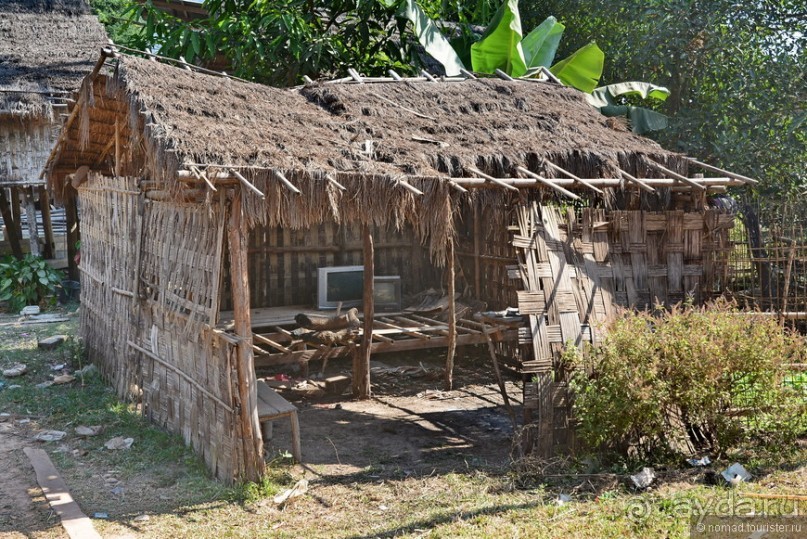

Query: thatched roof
110;55;681;180
0;0;108;116
48;53;700;261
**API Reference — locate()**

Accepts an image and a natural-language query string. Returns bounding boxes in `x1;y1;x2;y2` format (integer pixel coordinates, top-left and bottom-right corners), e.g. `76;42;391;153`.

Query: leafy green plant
0;255;63;312
586;81;671;134
569;299;807;461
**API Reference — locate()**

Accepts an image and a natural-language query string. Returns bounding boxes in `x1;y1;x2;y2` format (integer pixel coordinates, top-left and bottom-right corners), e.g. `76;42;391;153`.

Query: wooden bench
256;380;302;463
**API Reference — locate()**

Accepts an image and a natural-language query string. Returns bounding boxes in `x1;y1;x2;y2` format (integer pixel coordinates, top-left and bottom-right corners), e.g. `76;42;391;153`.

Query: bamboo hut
43;48;748;481
0;0;107;269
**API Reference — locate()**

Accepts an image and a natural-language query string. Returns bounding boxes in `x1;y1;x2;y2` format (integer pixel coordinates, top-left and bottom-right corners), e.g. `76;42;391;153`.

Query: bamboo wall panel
0;119;58;184
79;177;238;481
514;204;734;457
222;222;435;311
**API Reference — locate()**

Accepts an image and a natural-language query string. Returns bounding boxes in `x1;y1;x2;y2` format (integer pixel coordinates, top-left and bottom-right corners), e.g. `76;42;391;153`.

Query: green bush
568;299;807;460
0;255;63;312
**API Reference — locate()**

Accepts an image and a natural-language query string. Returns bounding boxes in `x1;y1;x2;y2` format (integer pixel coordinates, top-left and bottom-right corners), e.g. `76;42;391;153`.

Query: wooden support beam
227;193;265;481
421;70;438;82
325;174;346;191
387;69;402;81
542;159;605;195
686;158;758;184
354;225;373;399
347;67;364;83
229;168;266;198
273;169;302;195
445;237;457;391
0;188;23;258
395;178;424;196
459;68;477;79
65;188;80;281
10;187;21;239
190;165;217;191
466;166;520;192
473;202;481;297
647;160;707;190
617;168;656;193
494;68;515;81
481;322;516;428
114;118;121;176
23;187;40;256
516;166;580;200
39;187;54;259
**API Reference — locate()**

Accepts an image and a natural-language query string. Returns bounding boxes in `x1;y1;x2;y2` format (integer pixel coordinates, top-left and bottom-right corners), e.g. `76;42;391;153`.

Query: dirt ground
0;337;522;537
262;348;522;477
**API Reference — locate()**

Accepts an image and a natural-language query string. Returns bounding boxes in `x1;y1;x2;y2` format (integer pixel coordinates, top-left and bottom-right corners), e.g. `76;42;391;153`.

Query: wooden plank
23;447;102;539
354;225;373;398
256;380;297;417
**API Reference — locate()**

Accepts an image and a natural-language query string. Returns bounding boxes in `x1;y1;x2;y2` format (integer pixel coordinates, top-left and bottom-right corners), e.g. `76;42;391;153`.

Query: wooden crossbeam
376;317;430;339
647;160;707;190
466;166;520;192
516;166;580;199
253;333;292;354
617;168;655;193
273;169;302;195
685;158;758;184
190;165;217;191
542;159;605;195
229;168;266;198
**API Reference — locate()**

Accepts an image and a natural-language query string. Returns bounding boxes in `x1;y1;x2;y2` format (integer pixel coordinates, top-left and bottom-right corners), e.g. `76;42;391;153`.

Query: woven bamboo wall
0;118;57;184
78;176;240;480
221;222;437;311
513;204;734;456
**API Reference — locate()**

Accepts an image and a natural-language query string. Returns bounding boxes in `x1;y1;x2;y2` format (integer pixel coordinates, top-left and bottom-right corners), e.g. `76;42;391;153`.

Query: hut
42;48;748;482
0;0;108;270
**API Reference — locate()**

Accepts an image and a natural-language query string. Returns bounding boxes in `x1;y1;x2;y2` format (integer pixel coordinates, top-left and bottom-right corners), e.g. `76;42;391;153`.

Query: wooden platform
218;305;403;328
232;308;518;370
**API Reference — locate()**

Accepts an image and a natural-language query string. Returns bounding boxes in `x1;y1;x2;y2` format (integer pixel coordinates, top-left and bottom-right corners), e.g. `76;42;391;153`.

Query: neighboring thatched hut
0;0;107;267
43;48;747;482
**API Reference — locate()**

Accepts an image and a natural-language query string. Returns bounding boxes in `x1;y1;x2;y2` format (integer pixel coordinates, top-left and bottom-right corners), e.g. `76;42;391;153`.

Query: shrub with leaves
569;299;807;460
0;255;63;313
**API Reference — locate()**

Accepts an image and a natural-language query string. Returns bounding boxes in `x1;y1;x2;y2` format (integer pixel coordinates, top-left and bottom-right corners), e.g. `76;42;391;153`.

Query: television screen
374;282;398;303
326;270;364;303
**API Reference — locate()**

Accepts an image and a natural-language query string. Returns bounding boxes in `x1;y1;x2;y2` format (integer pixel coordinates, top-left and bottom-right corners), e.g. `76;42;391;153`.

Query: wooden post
10;187;21;239
39;187;54;259
0;187;23;259
473;202;481;298
444;237;457;391
65;186;80;281
23;187;40;257
354;225;373;399
227;193;265;481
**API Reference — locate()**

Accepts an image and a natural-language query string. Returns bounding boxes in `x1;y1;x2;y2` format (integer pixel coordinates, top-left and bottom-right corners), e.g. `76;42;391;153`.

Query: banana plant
468;0;604;92
587;82;672;134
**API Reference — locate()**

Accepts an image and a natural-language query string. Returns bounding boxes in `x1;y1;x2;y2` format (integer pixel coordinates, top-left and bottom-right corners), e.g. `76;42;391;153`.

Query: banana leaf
587;81;671;108
549;42;604;93
601;105;669;134
470;0;528;77
521;16;565;69
381;0;466;76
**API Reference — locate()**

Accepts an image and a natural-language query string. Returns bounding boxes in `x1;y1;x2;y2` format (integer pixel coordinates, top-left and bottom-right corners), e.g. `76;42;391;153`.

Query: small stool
256;380;302;462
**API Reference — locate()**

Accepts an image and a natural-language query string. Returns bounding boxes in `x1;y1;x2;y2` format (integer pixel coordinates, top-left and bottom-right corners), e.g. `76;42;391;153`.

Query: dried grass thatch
0;0;108;116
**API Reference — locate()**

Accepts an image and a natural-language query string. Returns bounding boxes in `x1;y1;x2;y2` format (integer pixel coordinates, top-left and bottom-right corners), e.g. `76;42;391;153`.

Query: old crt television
373;275;402;313
317;266;364;309
317;267;402;312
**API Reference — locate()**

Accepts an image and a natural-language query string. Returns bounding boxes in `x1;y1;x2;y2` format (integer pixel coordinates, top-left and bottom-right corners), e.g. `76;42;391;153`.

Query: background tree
522;0;806;194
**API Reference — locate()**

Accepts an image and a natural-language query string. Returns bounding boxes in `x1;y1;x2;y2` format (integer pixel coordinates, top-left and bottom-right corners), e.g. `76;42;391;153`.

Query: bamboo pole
466;166;520;192
23;187;40;256
227;193;265;481
444;237;457;391
354;225;373;399
647;160;707;190
473;202;481;298
617;168;656;193
542;159;605;195
65;187;80;281
686;158;758;184
516;166;580;199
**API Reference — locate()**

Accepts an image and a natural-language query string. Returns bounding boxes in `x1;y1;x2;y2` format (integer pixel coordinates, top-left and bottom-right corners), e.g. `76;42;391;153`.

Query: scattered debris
3;363;27;377
75;425;102;437
51;363;67;371
0;381;5;391
38;335;67;350
324;375;351;395
8;385;21;390
273;479;309;506
555;493;572;505
133;514;150;522
110;485;125;496
92;513;109;520
630;467;656;490
72;448;88;457
104;437;134;450
17;314;70;326
687;456;712;467
722;463;752;487
21;305;41;316
34;430;67;442
36;381;54;389
53;374;76;385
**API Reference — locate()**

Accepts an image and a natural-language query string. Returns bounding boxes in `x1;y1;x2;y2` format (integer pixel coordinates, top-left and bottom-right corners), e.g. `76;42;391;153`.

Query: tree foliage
523;0;807;194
